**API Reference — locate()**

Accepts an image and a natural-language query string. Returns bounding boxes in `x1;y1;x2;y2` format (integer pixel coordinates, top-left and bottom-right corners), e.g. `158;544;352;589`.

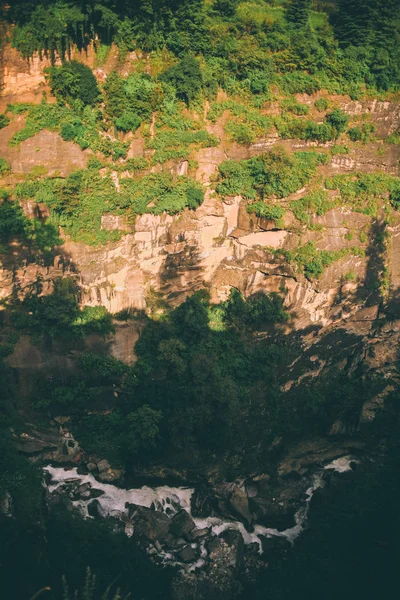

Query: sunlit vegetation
217;148;328;218
14;164;204;244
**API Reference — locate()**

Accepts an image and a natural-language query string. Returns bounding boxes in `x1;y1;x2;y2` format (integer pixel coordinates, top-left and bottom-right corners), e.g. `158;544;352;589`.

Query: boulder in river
132;506;171;542
249;496;296;531
178;544;199;563
229;485;252;526
219;529;244;570
170;509;196;538
88;499;105;519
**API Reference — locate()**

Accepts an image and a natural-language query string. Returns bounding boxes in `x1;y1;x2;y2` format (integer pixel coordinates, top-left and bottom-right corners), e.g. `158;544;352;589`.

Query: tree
47;61;100;106
325;108;350;139
160;55;203;105
213;0;240;17
286;0;312;28
126;405;163;454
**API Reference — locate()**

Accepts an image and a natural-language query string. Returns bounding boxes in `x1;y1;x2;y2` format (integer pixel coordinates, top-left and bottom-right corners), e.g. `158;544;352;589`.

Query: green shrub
325;108;350;138
47;61;101;106
290;189;334;225
279;72;320;95
247;202;285;222
0;158;11;175
314;98;329;112
331;144;349;155
217;148;327;200
222;288;288;330
160;55;202;105
281;99;310;115
347;123;376;143
283;241;358;280
115;112;141;132
0;114;10;129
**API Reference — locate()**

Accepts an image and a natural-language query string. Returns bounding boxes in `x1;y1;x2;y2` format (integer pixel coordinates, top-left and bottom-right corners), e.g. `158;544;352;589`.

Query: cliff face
1;45;400;340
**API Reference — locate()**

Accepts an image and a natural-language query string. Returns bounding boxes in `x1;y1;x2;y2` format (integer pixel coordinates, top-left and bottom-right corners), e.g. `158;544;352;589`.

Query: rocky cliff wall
1;44;400;335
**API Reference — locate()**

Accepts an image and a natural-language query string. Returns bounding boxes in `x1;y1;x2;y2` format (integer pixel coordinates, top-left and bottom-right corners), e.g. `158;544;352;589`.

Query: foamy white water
44;464;328;557
324;455;358;473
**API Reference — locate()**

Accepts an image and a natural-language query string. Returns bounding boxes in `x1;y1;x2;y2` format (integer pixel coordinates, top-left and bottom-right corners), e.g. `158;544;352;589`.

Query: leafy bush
281;99;310;115
11;278;114;339
314;98;329;112
222;288;288;330
347;123;376;143
47;61;100;106
325;108;350;138
283;241;360;280
0;114;10;129
217;148;327;200
159;56;202;105
115;112;141;132
0;158;11;176
325;172;400;216
290;189;334;225
247;202;285;222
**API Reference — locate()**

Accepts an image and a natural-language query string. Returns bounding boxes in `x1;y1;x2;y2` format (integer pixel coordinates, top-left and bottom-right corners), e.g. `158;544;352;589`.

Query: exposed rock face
131;506;171;542
169;509;196;538
1;43;400;334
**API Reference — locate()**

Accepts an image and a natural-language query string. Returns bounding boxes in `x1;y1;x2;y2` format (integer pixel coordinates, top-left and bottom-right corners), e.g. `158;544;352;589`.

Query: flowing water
44;455;357;567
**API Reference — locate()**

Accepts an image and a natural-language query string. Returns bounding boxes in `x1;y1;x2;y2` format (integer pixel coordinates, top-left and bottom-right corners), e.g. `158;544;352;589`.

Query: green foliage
247;202;285;222
7;0;400;96
282;241;363;279
331;144;349;155
79;352;128;380
160;56;203;105
281;98;310;116
104;72;162;124
0;113;10;129
314;98;329;112
14;166;204;244
8;101;129;159
47;61;100;106
286;0;312;28
11;278;114;339
217;148;327;203
147;128;219;164
115;112;141;132
347;122;376;143
126;405;163;455
0;196;62;261
325;108;350;138
222;288;288;331
0;158;11;175
290;189;334;225
325;172;400;216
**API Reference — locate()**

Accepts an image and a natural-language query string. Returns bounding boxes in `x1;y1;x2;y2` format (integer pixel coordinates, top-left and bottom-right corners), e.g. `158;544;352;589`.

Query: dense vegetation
3;0;400;93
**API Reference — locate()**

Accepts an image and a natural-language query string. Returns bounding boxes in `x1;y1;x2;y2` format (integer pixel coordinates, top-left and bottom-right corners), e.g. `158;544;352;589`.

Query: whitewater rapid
44;455;357;555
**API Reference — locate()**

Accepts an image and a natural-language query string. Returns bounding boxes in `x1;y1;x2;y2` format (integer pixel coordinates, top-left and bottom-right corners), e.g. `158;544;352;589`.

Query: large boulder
132;506;171;542
170;509;196;538
178;544;199;563
249;496;296;531
88;499;105;519
229;485;252;526
219;529;244;570
96;459;123;483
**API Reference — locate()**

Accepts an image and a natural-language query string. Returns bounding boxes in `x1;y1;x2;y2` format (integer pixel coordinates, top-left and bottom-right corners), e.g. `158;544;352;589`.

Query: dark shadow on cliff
158;230;205;305
355;218;387;307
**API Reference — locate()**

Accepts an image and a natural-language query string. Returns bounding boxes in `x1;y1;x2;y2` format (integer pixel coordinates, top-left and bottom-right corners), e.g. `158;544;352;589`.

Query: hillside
1;1;400;599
